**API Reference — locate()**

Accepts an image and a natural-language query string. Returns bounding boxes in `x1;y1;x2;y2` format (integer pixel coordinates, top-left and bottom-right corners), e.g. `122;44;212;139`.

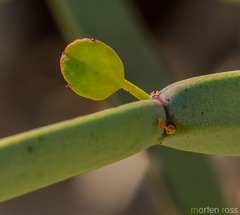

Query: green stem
122;80;151;100
0;100;166;202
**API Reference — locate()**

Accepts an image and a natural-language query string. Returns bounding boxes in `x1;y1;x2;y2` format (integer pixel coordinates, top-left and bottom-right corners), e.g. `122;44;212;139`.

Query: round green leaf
60;38;125;100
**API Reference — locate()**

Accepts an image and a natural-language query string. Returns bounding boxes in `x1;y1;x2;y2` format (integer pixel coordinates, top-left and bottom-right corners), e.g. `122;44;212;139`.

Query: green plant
61;38;240;155
0;38;239;202
46;1;226;212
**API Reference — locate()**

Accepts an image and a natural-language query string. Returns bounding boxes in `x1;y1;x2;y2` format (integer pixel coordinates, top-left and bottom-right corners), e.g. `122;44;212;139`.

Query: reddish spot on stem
66;84;71;88
91;38;96;41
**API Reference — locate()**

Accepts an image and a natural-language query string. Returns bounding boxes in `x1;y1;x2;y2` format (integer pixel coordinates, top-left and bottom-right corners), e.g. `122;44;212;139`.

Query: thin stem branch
122;80;151;100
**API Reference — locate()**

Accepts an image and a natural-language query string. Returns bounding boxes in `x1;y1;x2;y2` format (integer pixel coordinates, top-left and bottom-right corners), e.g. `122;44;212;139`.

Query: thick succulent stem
159;71;240;155
0;100;166;202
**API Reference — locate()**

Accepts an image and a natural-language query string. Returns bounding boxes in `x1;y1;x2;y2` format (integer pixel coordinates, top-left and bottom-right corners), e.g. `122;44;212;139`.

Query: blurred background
0;0;240;214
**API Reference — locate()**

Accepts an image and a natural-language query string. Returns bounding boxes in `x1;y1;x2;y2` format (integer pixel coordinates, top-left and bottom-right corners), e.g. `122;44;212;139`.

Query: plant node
158;119;176;135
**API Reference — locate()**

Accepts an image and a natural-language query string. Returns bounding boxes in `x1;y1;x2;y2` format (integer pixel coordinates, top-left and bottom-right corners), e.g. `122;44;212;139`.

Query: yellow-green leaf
60;38;151;100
